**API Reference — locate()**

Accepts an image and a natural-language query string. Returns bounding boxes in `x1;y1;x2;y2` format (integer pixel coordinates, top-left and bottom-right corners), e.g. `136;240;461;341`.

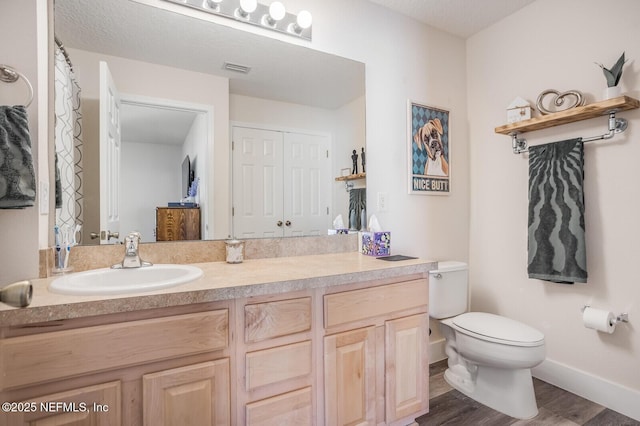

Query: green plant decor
596;52;627;88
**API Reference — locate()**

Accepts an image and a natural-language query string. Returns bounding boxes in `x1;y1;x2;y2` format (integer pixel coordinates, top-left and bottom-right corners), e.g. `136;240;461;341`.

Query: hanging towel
54;150;62;209
528;138;587;283
0;105;36;209
349;188;366;230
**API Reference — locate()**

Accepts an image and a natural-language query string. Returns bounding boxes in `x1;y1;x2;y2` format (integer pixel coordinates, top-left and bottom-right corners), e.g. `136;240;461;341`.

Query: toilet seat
451;312;544;347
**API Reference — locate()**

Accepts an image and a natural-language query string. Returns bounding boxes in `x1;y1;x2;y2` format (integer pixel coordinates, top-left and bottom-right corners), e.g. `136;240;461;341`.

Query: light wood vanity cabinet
1;268;430;425
0;304;232;426
323;278;430;426
236;293;315;426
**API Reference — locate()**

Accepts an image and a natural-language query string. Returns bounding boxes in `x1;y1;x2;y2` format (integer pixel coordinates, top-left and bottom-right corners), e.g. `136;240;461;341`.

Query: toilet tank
429;261;469;319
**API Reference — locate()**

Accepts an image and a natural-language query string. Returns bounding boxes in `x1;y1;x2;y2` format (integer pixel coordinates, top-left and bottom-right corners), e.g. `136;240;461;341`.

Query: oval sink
49;264;204;295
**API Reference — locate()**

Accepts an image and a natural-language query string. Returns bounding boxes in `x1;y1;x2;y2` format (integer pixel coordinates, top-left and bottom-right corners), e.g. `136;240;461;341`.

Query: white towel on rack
0;105;36;209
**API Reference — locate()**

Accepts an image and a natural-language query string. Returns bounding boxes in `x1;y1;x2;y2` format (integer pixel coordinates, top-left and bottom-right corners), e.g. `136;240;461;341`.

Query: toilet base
444;364;538;419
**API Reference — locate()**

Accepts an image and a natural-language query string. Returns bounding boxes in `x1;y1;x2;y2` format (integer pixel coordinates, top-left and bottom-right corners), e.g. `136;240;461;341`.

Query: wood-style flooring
416;360;640;425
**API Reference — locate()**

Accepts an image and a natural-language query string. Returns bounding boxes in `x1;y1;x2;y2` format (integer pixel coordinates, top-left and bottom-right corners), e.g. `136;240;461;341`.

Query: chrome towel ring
0;64;34;107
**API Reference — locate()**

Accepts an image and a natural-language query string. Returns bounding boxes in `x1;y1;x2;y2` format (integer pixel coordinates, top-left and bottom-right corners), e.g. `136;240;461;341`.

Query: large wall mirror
53;0;366;245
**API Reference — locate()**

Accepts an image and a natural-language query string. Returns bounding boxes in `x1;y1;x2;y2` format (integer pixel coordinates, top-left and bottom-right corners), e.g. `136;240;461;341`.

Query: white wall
120;141;181;240
467;0;640;418
0;0;44;285
298;0;469;262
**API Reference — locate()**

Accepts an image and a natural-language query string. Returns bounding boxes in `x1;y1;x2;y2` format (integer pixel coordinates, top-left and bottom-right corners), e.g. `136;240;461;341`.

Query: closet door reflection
232;126;331;238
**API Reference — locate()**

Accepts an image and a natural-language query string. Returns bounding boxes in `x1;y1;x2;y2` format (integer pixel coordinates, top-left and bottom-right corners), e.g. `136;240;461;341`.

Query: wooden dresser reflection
156;207;201;241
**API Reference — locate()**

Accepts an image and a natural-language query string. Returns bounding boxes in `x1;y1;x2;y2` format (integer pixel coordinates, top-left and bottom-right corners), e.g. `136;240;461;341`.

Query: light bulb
268;1;286;21
239;0;257;14
296;10;312;29
205;0;222;10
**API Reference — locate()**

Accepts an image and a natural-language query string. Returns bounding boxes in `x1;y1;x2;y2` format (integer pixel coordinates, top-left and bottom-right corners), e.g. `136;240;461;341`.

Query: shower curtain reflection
54;39;84;242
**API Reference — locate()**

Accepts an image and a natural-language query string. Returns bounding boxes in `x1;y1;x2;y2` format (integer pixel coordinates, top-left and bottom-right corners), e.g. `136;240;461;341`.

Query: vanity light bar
162;0;312;41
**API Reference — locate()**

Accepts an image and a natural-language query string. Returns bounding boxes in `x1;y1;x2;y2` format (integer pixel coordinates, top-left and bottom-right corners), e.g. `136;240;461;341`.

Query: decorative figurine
361;147;366;173
351;149;358;175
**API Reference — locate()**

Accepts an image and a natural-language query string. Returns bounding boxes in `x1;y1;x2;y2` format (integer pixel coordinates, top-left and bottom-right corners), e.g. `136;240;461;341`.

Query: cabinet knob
285;220;292;227
277;221;283;227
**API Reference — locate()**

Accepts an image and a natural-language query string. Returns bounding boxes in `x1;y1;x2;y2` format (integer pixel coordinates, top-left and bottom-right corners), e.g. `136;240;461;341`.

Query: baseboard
429;337;447;363
532;358;640;421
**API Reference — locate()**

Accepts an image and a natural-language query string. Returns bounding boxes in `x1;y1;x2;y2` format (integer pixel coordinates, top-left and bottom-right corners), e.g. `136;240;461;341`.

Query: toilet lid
452;312;544;346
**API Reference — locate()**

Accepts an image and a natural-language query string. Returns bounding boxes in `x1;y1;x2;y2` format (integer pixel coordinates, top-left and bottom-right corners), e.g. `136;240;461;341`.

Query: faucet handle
125;232;141;253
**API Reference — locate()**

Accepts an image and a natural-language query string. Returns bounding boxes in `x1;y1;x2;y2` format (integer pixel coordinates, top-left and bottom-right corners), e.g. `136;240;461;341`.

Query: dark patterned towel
349;188;366;230
528;138;587;283
0;105;36;209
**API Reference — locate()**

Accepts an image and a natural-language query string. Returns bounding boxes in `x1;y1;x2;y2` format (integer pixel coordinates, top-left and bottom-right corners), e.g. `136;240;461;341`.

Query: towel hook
0;64;34;107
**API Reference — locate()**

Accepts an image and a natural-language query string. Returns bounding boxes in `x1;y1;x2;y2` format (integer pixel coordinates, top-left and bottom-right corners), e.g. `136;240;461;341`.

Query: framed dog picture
408;100;450;195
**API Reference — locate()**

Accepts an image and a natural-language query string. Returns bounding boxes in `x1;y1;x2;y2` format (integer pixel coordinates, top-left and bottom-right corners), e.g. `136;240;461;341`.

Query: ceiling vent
223;62;251;74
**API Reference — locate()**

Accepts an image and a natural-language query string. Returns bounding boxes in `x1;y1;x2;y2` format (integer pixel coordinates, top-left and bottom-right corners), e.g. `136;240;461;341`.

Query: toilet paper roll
582;307;616;334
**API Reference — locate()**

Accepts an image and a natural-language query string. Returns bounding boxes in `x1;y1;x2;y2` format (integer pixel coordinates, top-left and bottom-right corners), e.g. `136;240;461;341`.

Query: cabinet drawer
324;279;428;328
246;387;312;426
246;340;312;390
245;297;311;343
0;310;228;390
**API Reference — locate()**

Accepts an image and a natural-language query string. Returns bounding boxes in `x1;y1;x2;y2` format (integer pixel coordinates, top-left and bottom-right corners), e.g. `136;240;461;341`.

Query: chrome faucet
111;232;152;269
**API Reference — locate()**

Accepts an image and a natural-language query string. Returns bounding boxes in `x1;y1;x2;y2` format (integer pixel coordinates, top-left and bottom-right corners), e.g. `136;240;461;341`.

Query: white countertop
0;253;435;326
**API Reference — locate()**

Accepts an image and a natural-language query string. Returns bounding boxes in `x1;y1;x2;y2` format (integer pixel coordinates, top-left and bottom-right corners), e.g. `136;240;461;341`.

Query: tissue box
361;231;391;256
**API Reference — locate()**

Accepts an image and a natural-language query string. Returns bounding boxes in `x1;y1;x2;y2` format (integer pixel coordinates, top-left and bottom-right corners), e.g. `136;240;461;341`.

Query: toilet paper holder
582;305;629;325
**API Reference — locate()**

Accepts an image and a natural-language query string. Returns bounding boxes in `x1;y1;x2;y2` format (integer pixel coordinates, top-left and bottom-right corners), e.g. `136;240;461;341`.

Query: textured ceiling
55;0;535;139
368;0;537;39
55;0;365;111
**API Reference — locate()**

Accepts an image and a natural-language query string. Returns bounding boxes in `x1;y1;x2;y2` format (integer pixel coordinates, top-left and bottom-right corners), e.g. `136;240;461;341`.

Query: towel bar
0;64;34;107
510;111;628;154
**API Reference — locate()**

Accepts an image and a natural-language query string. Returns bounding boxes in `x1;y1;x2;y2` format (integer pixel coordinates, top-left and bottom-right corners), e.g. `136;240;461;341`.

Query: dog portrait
409;101;450;194
413;118;449;176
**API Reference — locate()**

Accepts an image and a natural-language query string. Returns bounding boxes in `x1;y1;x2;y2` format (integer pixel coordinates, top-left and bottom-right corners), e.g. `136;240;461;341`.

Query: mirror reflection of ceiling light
263;1;285;27
289;9;312;34
205;0;223;11
236;0;257;19
162;0;312;41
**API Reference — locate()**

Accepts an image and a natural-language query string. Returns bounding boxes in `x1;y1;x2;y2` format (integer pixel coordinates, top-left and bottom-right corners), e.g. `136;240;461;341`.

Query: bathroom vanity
0;253;433;425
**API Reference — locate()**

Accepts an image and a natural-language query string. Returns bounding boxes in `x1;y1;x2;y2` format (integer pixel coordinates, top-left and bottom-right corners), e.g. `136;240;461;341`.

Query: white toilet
429;261;546;419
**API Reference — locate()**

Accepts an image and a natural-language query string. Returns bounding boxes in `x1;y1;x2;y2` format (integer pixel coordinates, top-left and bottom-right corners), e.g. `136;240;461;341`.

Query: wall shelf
335;172;366;182
495;95;640;135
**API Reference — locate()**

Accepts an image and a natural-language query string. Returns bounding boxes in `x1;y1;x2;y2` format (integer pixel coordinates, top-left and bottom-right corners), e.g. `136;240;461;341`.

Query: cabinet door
324;327;376;426
385;314;429;423
2;381;121;426
143;359;231;426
